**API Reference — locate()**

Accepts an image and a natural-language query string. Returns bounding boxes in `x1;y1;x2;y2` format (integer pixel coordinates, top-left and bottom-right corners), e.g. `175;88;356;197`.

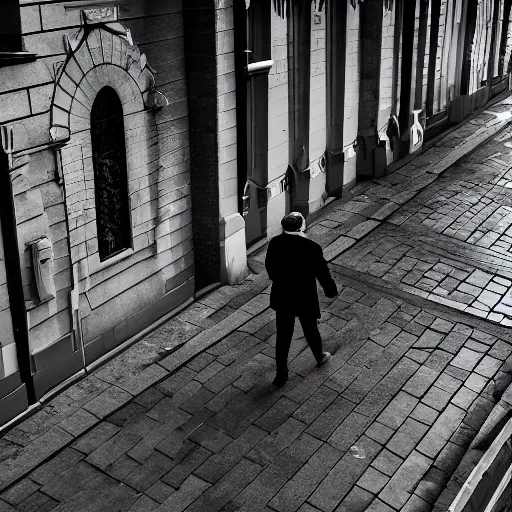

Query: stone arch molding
50;21;169;143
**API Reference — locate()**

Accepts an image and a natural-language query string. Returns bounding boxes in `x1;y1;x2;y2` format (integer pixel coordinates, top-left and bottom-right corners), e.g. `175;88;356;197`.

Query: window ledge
0;52;37;65
92;247;134;273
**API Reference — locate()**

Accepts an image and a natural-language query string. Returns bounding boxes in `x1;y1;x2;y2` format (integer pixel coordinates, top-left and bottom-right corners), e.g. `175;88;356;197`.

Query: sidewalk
1;96;512;511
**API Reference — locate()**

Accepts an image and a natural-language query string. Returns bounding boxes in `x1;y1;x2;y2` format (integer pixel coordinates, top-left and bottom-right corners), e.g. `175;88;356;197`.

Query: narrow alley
1;98;512;512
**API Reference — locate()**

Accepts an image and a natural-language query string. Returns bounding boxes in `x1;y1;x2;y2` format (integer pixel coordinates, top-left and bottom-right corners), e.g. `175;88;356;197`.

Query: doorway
237;0;271;247
398;0;417;155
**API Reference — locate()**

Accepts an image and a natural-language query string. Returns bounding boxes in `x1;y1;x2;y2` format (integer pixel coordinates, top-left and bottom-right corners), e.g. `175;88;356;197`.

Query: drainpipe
0;127;35;403
55;150;86;370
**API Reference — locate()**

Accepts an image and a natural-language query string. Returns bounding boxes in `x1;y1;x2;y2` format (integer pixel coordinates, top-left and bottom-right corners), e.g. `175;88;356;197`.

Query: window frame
90;86;133;264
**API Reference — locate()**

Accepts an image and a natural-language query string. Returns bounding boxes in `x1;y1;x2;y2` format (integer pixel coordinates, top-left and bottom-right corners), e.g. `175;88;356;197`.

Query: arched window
90;87;131;261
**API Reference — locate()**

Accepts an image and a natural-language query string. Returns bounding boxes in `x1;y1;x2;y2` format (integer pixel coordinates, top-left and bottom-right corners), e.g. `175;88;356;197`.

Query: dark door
243;1;271;247
398;0;417;155
461;0;478;95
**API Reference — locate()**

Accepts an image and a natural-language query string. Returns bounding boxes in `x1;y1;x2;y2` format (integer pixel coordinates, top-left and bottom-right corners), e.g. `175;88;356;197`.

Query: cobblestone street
1;101;512;511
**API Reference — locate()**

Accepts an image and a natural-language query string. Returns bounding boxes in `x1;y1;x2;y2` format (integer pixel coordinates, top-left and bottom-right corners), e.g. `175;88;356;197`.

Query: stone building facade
0;0;244;428
1;0;512;429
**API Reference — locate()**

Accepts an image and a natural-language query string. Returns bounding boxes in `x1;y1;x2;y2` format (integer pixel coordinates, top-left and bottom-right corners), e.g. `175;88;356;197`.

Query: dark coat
265;233;338;318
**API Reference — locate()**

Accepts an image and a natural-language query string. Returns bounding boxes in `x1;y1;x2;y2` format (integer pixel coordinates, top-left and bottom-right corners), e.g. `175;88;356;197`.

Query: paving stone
364;422;395;445
332;486;374;512
306;397;356;441
325;364;362;394
357;467;389;495
376;392;418;430
187;424;233;454
416;404;466;459
180;387;216;415
233;434;322;511
448;290;475;304
474;355;502;377
369;323;402;346
433;442;466;475
292;386;338;425
157;474;211;512
421;386;452;411
444;365;471;381
255;397;300;433
371;449;403;478
435;373;463;394
128;495;159;512
0;426;75;490
1;479;39;506
30;448;84;485
145;480;175;504
268;443;343;512
402;493;431;512
378;451;432;510
160;441;212;489
386;418;429;458
410;403;439;426
71;421;121;454
406;349;430;364
439;330;470;354
0;500;16;512
457;282;481;296
195;425;266;484
414;311;436;327
478;290;501;308
57;408;99;437
464;339;489;353
366;499;396;512
308;436;381;511
403;366;439;398
105;454;140;480
328;412;373;453
488;340;512;360
83;386;133;419
404;321;427;337
414;330;445;349
430;318;454;334
86;429;143;470
40;461;111;501
466;270;493;288
494;276;512;286
13;491;58;512
450;420;478;449
450;347;483;371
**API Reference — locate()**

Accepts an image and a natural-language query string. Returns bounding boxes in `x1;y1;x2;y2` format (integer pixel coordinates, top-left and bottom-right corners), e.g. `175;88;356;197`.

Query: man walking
265;212;338;387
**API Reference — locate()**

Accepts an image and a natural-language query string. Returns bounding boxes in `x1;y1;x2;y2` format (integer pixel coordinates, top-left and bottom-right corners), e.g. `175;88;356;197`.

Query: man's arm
315;245;338;298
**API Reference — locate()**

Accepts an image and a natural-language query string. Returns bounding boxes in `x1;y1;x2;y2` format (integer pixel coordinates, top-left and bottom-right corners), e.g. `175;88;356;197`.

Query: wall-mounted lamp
246;60;274;78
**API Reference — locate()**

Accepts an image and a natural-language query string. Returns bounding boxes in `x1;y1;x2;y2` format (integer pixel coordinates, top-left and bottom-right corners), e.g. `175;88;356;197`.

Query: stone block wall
216;5;238;223
0;1;195;378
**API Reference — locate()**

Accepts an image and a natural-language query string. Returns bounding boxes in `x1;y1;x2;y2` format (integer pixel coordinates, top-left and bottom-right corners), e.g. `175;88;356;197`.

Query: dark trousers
275;311;323;371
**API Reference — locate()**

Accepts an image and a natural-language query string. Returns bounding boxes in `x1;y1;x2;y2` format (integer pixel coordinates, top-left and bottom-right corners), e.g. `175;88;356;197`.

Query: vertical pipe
0;145;35;403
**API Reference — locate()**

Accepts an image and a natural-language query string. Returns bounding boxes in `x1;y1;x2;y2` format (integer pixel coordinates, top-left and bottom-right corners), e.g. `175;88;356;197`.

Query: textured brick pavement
1;98;512;511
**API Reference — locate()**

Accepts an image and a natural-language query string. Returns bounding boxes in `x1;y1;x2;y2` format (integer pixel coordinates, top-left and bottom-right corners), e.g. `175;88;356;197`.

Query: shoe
272;369;288;388
317;352;331;367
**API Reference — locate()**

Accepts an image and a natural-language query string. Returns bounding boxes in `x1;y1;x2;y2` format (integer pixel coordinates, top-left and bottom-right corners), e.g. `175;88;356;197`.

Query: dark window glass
91;87;131;261
0;0;22;52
